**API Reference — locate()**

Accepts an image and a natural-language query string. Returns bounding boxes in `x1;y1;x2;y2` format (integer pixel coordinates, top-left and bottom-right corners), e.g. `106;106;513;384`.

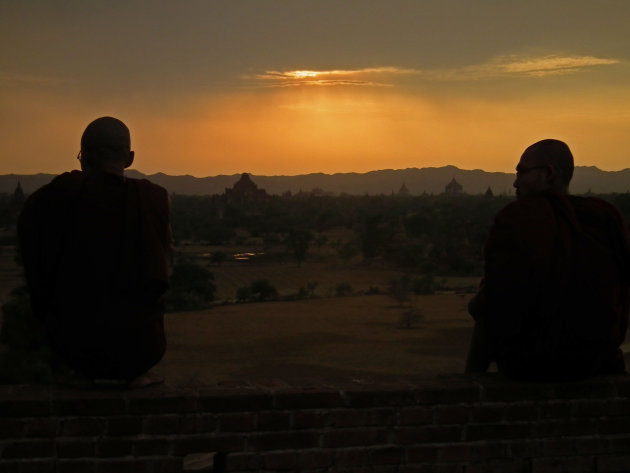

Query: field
157;294;476;386
1;244;484;385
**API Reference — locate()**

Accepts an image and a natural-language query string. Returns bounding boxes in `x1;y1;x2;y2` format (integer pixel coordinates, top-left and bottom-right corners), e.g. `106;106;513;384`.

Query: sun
289;70;320;79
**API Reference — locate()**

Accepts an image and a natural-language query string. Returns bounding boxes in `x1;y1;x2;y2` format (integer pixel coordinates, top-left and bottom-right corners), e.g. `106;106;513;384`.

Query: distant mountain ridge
1;166;629;196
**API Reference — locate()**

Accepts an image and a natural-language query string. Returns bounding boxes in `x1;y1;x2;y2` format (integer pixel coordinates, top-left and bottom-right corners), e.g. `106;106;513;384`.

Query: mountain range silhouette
2;165;629;196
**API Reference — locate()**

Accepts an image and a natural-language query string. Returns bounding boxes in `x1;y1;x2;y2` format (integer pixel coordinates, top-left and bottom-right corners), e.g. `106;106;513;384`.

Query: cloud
422;54;620;81
251;67;420;87
249;55;619;87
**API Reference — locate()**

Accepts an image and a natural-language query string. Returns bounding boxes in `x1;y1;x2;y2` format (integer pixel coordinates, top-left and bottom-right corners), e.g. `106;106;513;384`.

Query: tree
388;276;412;307
287;229;313;267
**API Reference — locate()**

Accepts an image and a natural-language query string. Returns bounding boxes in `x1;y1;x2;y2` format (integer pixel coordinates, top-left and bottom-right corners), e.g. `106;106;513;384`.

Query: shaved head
81;117;131;151
521;139;574;187
80;117;134;176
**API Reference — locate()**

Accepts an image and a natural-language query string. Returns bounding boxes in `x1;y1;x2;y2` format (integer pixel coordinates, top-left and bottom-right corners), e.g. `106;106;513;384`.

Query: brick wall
1;373;630;473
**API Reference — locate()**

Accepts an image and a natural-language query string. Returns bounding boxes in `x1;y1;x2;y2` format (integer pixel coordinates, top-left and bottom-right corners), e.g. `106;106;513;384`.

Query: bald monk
466;139;630;381
18;117;171;387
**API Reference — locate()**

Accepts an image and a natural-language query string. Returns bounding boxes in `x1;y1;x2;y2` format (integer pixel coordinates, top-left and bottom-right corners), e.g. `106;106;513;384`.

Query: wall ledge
2;373;630;472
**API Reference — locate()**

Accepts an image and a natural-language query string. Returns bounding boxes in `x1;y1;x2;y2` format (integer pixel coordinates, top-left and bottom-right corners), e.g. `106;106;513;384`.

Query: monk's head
79;117;134;176
513;139;574;198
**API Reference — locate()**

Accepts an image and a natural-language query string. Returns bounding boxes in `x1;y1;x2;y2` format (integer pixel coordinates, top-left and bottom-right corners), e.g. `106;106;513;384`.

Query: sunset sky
1;1;629;176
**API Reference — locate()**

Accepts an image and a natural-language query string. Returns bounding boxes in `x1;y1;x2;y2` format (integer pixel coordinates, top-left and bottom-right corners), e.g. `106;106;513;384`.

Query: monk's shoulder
495;196;554;226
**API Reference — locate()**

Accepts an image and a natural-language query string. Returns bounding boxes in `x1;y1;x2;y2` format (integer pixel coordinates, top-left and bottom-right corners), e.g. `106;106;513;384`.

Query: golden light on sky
1;1;629;177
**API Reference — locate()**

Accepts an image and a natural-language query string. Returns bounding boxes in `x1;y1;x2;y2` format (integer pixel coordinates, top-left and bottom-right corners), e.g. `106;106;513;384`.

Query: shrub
166;261;216;311
335;282;353;297
250;279;278;301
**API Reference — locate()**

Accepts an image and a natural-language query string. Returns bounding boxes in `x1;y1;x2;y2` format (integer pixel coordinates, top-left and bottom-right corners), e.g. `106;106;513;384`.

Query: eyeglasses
515;165;547;178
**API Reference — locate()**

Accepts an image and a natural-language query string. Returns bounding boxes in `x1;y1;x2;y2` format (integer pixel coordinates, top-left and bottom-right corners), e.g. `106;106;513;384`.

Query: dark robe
469;192;630;381
18;171;170;380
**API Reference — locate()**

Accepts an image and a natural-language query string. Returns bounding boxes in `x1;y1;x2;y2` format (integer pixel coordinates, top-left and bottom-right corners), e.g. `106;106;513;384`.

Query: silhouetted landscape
3;170;630;384
2;164;630;196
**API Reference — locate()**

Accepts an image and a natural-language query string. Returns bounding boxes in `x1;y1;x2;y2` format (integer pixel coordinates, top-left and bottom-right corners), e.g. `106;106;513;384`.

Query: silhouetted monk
466;139;630;381
18;117;171;387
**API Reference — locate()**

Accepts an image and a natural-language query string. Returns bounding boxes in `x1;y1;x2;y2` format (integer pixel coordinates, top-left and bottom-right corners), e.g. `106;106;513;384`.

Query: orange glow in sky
1;2;629;177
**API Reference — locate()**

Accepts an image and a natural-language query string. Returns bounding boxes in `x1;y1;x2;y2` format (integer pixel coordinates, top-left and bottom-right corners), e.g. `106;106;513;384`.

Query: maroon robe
18;171;170;380
470;192;630;381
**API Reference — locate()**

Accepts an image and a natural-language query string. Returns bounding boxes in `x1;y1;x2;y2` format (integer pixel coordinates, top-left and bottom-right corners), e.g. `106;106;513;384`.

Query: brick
599;417;630;435
540;401;572;419
56;459;97;473
262;451;297;470
172;434;245;455
133;438;171;457
96;438;133;457
472;441;508;460
56;439;95;458
416;377;480;404
370;446;402;465
335;448;369;466
61;418;106;437
249;431;319;451
322;428;387;448
366;408;397;426
575;437;610;454
51;395;126;416
225;452;261;471
152;457;182;473
609;435;630;453
505;403;538;421
470;405;504;423
435;405;469;424
466;458;528;473
597;454;630;473
509;440;542;458
293;410;328;429
1;440;54;459
26;418;59;437
395;425;462;444
0;419;25;437
218;413;256;432
179;414;216;434
541;438;575;456
466;422;531;441
274;389;343;409
298;450;333;469
572;400;607;418
0;399;50;418
15;460;56;473
552;378;614;399
106;416;143;435
144;415;180;434
127;392;196;415
343;388;417;408
257;412;291;431
405;445;438;463
438;444;473;462
329;409;366;427
0;460;20;473
607;399;630;416
534;419;598;437
531;456;594;473
95;459;152;473
479;377;551;402
198;389;273;413
400;465;462;473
